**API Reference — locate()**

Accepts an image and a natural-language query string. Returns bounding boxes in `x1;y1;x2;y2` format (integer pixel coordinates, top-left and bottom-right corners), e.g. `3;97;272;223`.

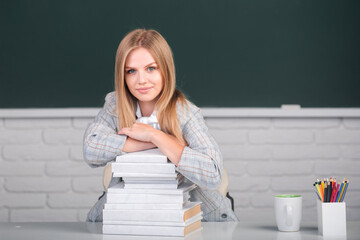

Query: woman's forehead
125;47;157;68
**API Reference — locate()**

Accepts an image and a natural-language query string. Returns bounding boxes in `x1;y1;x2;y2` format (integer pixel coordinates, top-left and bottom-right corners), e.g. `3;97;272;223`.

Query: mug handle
286;204;293;226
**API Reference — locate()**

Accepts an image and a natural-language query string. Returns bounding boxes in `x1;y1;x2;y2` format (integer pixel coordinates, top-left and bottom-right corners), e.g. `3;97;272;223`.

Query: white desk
1;222;359;240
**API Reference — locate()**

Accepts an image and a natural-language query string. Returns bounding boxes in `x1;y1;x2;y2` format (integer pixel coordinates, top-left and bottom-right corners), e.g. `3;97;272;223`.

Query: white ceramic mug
274;194;302;232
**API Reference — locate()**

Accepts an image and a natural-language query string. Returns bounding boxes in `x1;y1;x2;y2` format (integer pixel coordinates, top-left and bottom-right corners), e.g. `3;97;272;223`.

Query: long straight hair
115;29;187;144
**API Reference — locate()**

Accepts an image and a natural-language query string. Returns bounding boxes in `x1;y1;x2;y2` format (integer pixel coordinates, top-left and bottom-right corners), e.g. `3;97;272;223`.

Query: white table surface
1;222;359;240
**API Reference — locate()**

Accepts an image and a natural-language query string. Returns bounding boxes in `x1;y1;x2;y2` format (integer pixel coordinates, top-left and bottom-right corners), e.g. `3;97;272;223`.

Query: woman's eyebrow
125;62;157;69
145;62;157;67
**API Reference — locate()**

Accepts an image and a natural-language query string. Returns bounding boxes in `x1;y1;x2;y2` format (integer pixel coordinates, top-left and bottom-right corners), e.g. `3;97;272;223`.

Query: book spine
124;183;179;189
103;209;184;222
106;193;189;204
104;203;185;210
103;224;184;236
112;163;175;174
113;173;178;178
115;157;168;163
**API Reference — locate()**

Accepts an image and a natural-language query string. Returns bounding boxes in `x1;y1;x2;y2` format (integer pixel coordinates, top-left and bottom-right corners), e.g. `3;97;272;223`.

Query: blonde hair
115;29;187;144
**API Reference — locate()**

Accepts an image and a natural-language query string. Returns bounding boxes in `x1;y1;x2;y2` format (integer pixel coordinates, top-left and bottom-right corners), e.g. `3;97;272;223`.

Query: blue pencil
340;181;349;202
336;182;344;202
313;184;321;201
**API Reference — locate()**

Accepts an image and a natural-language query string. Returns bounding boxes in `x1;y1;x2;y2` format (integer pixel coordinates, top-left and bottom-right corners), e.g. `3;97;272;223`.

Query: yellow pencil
315;183;323;202
317;179;324;201
338;180;346;202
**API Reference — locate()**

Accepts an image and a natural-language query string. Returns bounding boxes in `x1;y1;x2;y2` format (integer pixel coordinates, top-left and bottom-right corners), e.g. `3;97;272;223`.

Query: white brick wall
0;111;359;222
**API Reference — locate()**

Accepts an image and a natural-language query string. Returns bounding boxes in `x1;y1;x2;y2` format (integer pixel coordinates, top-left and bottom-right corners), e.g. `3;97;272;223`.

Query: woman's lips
136;87;152;94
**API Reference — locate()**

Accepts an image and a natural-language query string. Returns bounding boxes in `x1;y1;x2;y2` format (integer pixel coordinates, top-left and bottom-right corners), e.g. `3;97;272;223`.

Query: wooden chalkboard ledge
1;108;360;118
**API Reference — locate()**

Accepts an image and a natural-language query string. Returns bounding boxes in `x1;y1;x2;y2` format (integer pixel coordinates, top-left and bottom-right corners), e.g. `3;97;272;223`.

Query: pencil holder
316;199;346;237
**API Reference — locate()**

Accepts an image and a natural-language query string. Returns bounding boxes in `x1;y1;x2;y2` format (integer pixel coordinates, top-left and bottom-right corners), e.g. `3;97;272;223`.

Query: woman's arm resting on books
121;136;156;153
118;123;185;165
118;112;223;191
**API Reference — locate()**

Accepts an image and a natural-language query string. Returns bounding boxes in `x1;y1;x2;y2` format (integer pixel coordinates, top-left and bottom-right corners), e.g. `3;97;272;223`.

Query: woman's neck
138;101;155;117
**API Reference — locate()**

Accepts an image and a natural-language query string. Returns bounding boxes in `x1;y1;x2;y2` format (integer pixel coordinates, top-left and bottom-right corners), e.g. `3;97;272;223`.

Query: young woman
83;29;239;222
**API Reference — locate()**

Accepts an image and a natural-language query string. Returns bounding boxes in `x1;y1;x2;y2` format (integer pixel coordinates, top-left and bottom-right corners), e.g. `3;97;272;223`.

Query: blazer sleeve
176;108;223;190
83;94;127;168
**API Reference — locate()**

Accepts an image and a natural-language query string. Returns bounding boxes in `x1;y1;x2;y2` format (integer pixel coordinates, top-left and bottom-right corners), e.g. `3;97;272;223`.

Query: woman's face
124;47;163;106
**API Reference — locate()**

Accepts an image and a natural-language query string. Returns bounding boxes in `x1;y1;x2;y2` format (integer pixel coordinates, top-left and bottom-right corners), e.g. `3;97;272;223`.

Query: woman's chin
136;96;157;103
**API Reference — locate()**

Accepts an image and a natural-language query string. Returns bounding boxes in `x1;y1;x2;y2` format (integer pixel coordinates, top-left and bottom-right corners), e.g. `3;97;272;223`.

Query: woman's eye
126;69;135;74
147;67;155;72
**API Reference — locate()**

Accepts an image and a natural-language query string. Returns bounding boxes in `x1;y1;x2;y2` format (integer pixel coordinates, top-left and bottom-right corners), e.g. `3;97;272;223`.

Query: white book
116;148;168;163
123;173;183;182
103;212;203;226
103;202;202;223
113;172;178;178
102;220;202;236
108;181;196;195
124;182;179;189
124;178;183;185
104;201;188;210
112;162;176;175
106;192;190;204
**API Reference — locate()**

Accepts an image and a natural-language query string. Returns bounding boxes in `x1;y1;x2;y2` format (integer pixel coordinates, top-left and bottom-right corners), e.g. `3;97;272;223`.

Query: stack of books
102;148;203;237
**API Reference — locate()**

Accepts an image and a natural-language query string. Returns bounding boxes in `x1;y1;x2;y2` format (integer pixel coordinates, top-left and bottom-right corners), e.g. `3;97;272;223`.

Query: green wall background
1;0;359;108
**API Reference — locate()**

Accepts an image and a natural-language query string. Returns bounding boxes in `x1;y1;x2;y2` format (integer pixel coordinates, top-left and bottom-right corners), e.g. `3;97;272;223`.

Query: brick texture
1;113;359;222
10;209;78;222
5;177;71;192
3;145;69;161
48;193;100;208
343;118;360;129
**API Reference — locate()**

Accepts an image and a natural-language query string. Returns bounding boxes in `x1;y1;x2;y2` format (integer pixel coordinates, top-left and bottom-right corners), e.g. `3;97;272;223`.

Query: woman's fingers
118;124;154;142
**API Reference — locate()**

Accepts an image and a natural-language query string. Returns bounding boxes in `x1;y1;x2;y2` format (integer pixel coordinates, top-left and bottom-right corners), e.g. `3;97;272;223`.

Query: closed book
123;173;183;182
108;181;196;195
106;192;190;204
124;182;181;189
113;172;178;178
102;219;202;236
103;202;202;222
112;162;176;175
116;148;167;163
103;212;203;226
124;183;178;189
124;178;183;185
104;201;188;210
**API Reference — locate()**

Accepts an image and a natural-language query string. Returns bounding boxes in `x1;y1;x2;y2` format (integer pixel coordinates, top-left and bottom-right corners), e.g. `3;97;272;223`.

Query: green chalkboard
1;0;359;108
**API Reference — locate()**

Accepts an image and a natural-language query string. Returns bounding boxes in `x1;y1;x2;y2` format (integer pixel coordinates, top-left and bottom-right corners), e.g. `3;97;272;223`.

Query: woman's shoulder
176;99;202;127
103;91;117;116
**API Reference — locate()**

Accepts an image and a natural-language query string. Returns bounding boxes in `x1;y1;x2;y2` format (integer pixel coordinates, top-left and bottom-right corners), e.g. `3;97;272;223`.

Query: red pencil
333;183;340;202
330;179;336;202
330;181;335;202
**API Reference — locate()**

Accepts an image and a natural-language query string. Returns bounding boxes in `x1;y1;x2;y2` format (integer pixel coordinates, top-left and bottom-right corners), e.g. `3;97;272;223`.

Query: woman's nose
137;71;147;84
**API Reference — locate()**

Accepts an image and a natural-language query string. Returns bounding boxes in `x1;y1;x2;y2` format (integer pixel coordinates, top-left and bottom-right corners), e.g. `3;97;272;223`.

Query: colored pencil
330;179;336;202
324;182;328;202
331;182;338;202
314;183;322;201
316;183;323;202
317;179;324;201
338;180;347;202
336;182;344;202
328;178;332;203
315;190;321;201
313;177;349;203
340;180;349;202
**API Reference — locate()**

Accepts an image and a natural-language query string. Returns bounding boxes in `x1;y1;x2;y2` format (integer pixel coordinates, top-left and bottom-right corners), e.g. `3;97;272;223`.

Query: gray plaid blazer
83;92;239;222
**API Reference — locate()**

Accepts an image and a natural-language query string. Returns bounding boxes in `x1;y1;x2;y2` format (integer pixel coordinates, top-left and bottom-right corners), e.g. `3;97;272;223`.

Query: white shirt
135;102;161;130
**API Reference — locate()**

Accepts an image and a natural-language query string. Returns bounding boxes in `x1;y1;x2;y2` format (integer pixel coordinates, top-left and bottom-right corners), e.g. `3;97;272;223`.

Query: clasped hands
118;122;157;143
118;123;186;164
